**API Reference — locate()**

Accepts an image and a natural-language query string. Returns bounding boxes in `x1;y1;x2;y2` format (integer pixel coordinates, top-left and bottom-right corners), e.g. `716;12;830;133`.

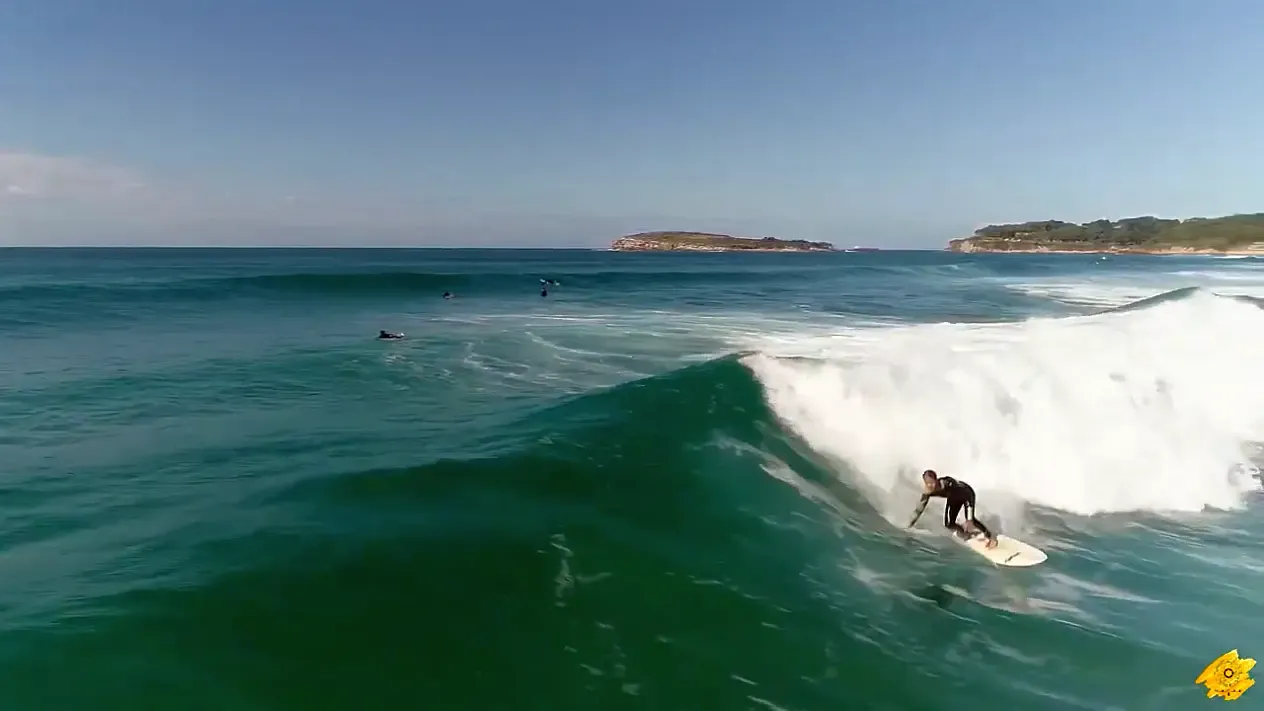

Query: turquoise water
2;247;1263;710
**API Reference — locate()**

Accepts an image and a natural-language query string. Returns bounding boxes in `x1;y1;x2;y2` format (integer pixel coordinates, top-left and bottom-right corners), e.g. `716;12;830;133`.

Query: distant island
947;213;1264;254
611;231;835;252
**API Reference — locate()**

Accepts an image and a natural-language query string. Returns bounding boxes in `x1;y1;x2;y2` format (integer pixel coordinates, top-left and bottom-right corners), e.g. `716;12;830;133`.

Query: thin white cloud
0;149;814;247
0;151;147;203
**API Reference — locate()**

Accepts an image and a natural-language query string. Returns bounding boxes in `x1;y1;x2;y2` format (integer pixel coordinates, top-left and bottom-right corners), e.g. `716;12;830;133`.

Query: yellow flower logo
1196;649;1256;701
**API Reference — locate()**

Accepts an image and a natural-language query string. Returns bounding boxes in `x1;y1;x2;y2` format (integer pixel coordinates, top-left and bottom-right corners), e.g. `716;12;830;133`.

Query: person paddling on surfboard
906;469;998;549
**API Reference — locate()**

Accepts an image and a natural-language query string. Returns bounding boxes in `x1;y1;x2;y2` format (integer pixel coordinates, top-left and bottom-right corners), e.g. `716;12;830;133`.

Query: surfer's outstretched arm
906;494;930;528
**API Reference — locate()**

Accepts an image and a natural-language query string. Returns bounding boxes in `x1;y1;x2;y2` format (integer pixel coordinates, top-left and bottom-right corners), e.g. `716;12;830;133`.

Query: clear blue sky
2;0;1262;247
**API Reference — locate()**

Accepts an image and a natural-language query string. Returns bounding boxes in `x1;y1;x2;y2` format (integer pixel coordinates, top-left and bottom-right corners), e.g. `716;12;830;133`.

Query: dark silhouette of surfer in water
377;330;404;340
906;469;997;548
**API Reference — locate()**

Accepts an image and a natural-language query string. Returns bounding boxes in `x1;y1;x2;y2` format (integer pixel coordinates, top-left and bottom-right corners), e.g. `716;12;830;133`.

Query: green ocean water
2;247;1263;710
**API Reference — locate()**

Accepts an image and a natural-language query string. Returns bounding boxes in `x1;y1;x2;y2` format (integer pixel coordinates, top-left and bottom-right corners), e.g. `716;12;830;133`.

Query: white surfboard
956;533;1047;567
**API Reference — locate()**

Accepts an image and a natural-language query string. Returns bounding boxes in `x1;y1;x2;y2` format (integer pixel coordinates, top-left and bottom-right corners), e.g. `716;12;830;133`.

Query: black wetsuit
909;476;992;540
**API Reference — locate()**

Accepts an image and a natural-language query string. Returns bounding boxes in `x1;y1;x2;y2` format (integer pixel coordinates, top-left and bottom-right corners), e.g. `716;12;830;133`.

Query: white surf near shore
744;289;1264;529
1003;262;1264;309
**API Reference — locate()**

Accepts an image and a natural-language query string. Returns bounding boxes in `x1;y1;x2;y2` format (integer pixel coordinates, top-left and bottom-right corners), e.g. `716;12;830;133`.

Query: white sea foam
743;290;1264;524
1006;265;1264;308
419;309;871;394
1004;281;1164;308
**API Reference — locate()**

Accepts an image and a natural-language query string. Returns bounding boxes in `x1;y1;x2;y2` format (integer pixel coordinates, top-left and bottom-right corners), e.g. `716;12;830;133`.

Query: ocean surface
2;247;1263;710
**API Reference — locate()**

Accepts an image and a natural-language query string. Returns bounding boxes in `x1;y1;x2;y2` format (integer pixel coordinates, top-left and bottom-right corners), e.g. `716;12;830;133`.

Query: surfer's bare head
921;469;939;490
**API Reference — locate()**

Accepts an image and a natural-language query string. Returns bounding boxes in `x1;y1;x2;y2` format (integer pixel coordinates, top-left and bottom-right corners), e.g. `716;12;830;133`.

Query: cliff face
611;231;835;252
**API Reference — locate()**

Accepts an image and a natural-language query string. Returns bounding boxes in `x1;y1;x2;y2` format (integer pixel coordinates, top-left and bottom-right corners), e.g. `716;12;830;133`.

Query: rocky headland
947;213;1264;255
611;231;835;252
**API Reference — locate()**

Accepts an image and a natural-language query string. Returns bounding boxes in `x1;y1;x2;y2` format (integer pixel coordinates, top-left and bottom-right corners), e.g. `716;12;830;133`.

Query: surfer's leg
963;499;996;546
944;500;968;539
966;505;991;538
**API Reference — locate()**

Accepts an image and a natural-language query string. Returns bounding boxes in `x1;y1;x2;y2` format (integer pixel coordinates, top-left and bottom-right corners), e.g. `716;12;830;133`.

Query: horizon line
0;245;939;251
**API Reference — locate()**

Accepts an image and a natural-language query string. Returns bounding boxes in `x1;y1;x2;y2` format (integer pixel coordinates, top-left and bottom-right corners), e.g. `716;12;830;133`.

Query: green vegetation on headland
947;213;1264;254
611;231;835;252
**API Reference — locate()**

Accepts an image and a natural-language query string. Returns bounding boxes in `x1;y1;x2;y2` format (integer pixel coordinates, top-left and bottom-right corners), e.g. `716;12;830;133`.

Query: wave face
2;247;1264;711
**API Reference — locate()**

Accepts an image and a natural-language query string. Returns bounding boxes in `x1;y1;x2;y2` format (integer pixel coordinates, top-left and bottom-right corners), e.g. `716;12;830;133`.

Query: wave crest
744;289;1264;521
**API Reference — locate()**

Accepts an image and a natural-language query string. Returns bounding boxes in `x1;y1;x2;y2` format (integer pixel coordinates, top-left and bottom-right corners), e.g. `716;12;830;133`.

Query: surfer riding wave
906;469;998;548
